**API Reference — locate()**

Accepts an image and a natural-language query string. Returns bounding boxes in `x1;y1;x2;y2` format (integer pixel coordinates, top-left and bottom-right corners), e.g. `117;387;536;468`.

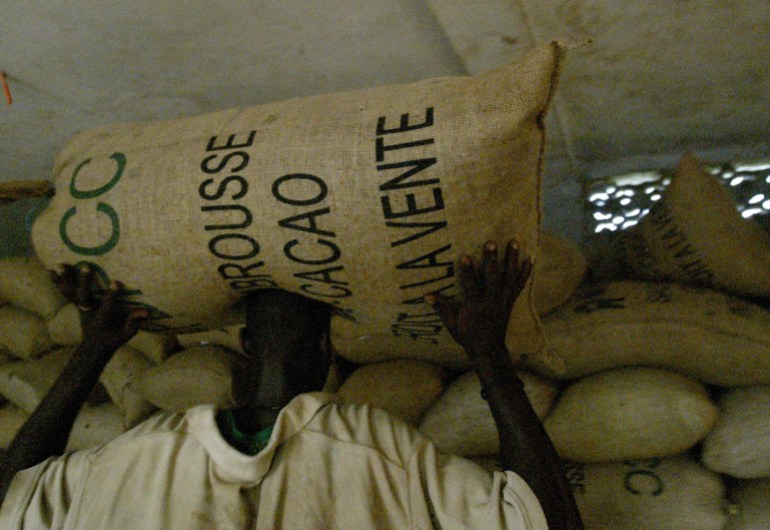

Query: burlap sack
337;360;449;425
0;306;54;359
543;280;770;385
419;369;559;456
65;402;126;452
100;346;157;428
126;330;178;363
31;43;568;374
534;231;586;316
0;404;29;449
0;347;72;412
544;367;718;462
47;303;82;345
566;457;728;530
130;345;237;412
618;152;770;298
726;479;770;530
0;256;66;318
469;455;728;529
702;385;770;479
176;325;244;354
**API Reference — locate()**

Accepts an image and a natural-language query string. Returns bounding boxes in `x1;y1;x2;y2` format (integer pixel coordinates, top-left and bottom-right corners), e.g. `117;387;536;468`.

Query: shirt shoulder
303;401;428;468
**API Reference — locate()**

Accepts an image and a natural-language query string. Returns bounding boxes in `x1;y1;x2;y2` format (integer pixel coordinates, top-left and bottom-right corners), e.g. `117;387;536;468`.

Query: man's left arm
0;265;146;504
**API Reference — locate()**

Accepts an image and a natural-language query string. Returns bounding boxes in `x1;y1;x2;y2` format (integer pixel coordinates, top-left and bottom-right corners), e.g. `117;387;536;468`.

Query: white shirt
0;392;547;529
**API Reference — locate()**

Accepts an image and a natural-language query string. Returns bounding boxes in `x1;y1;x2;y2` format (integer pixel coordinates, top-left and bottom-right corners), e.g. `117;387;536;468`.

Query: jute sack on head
337;360;449;425
31;43;567;374
0;256;66;319
0;347;72;412
100;346;157;428
130;345;237;412
65;403;126;452
543;280;770;385
726;478;770;530
419;369;559;456
544;367;718;462
618;152;770;298
534;231;587;316
0;306;54;360
0;404;29;449
701;385;770;479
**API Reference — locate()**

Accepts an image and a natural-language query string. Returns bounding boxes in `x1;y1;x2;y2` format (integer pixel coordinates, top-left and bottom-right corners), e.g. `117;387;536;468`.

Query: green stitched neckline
217;409;274;456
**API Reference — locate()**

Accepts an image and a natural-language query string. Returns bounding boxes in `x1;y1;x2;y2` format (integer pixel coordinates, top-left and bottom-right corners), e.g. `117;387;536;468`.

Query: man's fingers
50;264;79;300
424;293;460;330
481;241;500;293
123;308;150;337
458;255;478;299
76;265;98;310
502;239;520;289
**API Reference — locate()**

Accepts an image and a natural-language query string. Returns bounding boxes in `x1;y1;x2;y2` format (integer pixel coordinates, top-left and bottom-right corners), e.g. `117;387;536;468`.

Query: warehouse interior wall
1;1;768;256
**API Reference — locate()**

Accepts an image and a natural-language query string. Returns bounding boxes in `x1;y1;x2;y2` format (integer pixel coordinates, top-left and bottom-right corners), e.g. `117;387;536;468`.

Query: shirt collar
186;392;340;486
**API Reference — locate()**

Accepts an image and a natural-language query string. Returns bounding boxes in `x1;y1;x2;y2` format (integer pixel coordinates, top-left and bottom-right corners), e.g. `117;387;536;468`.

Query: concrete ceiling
1;0;768;252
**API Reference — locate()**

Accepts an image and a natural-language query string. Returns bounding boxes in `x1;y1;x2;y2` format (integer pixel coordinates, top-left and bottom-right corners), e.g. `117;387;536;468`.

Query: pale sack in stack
544;367;718;462
0;256;66;319
419;369;559;456
31;43;567;374
702;385;770;479
337;359;449;425
130;345;237;412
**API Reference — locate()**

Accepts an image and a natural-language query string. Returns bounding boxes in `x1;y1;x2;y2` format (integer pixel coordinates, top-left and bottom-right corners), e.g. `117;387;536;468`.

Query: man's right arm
427;240;584;530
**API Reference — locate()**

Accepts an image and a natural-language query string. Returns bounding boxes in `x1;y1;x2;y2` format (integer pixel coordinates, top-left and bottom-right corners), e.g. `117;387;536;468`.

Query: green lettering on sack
59;202;120;256
69;153;126;199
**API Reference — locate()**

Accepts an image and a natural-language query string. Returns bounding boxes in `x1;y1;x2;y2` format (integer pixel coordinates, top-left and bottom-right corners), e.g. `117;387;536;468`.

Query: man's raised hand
49;264;148;355
425;240;532;360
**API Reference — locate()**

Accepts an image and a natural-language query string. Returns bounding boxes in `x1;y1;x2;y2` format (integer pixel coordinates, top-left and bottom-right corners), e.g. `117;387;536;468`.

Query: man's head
234;289;331;422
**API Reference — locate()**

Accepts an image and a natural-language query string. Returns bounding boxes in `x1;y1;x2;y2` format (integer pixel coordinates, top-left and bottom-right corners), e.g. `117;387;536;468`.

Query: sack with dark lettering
726;479;770;530
544;367;717;462
543;280;770;385
702;385;770;478
617;152;770;298
471;455;729;530
31;43;567;374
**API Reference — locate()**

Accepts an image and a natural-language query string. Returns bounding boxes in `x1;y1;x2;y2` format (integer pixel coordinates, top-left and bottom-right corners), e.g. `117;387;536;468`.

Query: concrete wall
1;1;768;254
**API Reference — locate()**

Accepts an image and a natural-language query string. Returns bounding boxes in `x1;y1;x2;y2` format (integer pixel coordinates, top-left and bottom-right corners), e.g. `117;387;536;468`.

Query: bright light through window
586;158;770;234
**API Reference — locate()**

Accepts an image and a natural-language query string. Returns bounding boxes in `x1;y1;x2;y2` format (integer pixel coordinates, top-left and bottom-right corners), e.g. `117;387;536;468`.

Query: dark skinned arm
0;265;147;504
426;240;584;530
